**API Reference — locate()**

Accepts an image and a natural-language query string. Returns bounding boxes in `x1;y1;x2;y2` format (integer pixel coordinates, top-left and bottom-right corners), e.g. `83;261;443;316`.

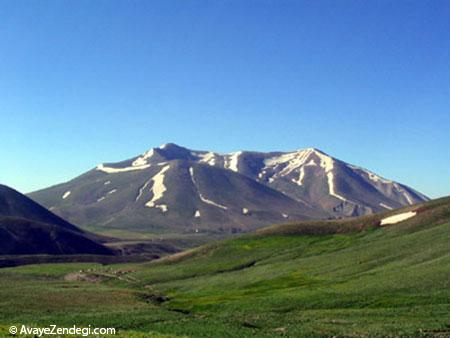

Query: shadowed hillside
0;184;113;256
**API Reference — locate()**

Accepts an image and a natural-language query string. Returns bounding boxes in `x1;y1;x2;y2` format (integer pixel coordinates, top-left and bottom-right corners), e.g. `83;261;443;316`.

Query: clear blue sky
0;0;449;198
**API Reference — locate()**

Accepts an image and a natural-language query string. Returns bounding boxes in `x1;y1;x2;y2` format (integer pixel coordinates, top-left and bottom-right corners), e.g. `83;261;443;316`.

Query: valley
3;1;448;336
0;145;446;337
0;197;448;337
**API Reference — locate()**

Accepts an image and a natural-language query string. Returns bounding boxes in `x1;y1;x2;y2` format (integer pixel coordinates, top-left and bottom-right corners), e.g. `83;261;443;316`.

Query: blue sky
0;0;449;197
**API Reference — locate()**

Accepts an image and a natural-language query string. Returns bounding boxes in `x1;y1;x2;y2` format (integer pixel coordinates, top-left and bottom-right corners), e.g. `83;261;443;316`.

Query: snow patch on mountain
200;197;227;210
194;210;201;218
380;203;393;210
155;204;168;213
189;167;228;210
380;211;416;225
264;149;321;187
136;178;153;202
132;149;155;167
404;193;413;205
96;189;116;202
196;152;217;166
257;147;426;209
393;183;416;205
367;172;392;184
349;165;393;185
145;165;171;209
225;151;242;172
96;149;156;173
349;165;428;205
264;149;313;177
62;191;71;199
97;163;151;174
326;172;348;202
292;166;306;186
312;150;349;202
242;208;249;215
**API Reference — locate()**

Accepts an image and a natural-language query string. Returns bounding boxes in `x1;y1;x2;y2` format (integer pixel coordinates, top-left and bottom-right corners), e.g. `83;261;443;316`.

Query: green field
0;197;449;337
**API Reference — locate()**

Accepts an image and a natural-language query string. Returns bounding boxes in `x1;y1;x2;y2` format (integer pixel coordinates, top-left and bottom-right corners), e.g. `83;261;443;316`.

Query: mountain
29;143;428;235
0;184;113;255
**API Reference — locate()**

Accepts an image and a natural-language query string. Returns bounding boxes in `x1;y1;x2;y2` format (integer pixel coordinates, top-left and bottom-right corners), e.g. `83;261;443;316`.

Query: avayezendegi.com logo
9;324;116;337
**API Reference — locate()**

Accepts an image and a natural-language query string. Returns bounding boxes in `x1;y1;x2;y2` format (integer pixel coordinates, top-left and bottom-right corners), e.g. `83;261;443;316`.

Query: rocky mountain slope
29;143;428;234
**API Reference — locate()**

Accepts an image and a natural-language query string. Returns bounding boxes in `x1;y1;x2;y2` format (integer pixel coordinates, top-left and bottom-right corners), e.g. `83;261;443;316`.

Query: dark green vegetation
0;197;449;337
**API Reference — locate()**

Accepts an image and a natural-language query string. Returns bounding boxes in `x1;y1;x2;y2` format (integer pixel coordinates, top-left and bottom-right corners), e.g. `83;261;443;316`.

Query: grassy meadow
0;197;449;337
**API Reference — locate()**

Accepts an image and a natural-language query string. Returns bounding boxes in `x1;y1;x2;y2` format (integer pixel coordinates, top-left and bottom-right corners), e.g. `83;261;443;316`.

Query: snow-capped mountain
28;143;428;235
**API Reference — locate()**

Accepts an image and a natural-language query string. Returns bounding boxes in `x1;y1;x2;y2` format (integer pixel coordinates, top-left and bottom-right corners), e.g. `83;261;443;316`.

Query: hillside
0;217;113;255
28;143;428;235
124;196;450;336
0;184;80;232
0;197;448;337
0;184;113;255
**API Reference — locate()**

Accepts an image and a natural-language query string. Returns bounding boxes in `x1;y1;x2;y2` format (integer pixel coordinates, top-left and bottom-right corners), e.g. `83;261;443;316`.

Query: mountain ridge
28;143;429;235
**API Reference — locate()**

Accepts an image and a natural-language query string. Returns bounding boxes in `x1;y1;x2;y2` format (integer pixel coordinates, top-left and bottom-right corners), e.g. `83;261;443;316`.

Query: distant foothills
27;143;428;235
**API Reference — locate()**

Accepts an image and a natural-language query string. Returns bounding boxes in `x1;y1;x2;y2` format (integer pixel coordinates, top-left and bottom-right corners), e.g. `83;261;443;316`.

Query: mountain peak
299;147;329;156
77;143;430;230
135;143;182;155
159;142;185;150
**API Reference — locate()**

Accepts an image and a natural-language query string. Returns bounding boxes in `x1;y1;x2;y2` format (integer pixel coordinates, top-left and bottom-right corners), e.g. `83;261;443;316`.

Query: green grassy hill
0;197;449;337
